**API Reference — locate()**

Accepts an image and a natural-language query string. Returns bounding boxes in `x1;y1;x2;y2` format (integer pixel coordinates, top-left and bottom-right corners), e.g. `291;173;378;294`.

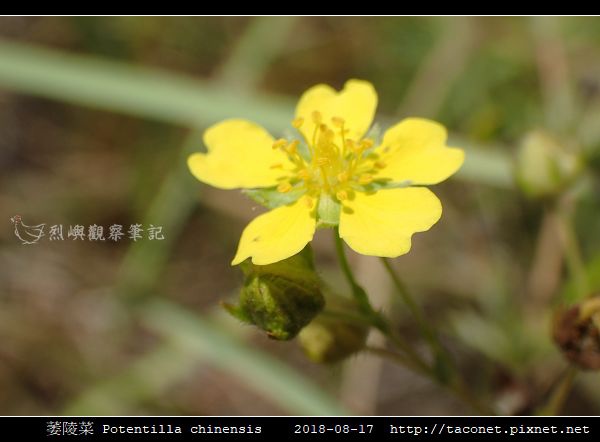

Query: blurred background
1;16;600;415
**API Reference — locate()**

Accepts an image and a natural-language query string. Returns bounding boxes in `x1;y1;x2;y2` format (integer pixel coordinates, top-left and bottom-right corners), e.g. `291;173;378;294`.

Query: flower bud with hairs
223;246;325;340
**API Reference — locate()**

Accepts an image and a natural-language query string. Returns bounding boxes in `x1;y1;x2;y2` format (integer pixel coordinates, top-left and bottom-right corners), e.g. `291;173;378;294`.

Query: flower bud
225;246;325;340
553;296;600;370
298;294;369;363
516;130;581;198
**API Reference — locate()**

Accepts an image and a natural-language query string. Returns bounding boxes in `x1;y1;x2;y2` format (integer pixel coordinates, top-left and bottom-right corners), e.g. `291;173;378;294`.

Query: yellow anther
298;169;311;180
316;157;330;166
319;128;335;143
358;174;373;185
317;129;335;146
337;171;349;183
270;163;283;169
287;140;299;154
336;190;348;201
277;182;293;193
345;139;356;152
331;116;345;128
303;196;314;209
374;161;386;169
292;117;304;129
272;139;288;150
361;139;374;149
311;111;322;124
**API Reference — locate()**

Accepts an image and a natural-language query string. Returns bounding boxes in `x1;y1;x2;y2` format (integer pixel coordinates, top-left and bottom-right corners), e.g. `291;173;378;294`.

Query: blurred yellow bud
298;294;368;363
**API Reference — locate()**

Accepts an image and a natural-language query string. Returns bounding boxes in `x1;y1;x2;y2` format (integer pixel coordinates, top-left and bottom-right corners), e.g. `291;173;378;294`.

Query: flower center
271;112;385;204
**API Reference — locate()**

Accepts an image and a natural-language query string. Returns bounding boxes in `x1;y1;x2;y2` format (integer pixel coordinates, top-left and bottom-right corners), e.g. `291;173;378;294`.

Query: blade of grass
116;132;201;298
397;17;478;118
63;343;195;415
457;144;514;189
530;16;577;135
0;39;293;131
215;16;299;92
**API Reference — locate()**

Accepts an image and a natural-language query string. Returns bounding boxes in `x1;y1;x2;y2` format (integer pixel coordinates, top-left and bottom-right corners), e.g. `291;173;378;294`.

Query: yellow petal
376;118;464;185
188;119;290;189
232;199;317;265
295;79;377;142
339;188;442;257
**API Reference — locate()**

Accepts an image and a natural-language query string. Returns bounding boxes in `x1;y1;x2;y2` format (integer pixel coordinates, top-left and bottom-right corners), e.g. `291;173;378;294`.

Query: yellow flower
188;79;464;265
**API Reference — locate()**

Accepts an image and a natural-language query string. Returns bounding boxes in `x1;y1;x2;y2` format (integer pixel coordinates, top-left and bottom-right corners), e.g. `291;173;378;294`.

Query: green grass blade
0;39;293;130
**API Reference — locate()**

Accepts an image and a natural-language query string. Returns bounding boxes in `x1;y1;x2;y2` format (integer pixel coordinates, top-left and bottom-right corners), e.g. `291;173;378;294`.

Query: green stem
382;259;494;413
381;258;439;347
365;346;421;374
538;366;577;416
448;378;496;416
381;258;455;382
557;209;589;300
332;231;491;414
333;228;373;316
382;329;433;375
372;346;494;415
321;309;374;327
332;229;430;371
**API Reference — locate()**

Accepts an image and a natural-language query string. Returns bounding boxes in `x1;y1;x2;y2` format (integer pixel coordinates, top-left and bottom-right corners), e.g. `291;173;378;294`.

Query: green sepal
243;187;304;209
227;245;325;341
317;193;341;228
221;301;251;323
358;179;412;193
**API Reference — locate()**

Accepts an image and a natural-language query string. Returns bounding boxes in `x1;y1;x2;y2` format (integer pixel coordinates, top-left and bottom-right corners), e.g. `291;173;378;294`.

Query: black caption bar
4;416;597;441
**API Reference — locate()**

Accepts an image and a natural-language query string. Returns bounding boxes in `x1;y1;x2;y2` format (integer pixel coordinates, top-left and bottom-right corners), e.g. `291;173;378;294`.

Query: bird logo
10;215;46;245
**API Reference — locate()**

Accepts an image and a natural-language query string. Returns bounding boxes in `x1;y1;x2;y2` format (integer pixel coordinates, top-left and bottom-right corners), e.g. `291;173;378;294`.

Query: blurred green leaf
215;17;299;91
449;308;553;373
453;139;515;189
0;39;293;131
64;344;196;415
243;186;304;209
